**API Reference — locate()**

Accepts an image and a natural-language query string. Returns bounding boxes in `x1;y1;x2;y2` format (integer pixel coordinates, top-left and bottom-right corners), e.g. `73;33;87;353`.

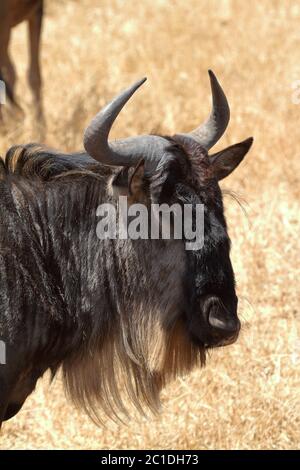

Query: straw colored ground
0;0;299;450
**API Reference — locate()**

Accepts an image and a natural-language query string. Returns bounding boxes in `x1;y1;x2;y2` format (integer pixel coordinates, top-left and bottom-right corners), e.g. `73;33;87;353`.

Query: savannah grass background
0;0;299;450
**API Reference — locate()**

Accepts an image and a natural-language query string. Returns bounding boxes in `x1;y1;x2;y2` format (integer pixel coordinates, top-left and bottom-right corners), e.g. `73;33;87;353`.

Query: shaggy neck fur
1;170;205;422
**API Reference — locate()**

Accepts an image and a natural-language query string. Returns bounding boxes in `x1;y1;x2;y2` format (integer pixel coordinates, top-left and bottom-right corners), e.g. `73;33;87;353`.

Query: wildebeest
0;0;44;121
0;71;253;426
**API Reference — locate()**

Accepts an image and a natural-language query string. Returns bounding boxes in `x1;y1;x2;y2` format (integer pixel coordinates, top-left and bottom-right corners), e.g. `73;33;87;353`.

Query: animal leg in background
0;22;16;121
28;1;44;126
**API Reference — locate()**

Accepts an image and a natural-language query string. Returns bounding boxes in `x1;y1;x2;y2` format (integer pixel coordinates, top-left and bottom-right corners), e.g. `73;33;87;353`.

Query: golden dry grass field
0;0;299;450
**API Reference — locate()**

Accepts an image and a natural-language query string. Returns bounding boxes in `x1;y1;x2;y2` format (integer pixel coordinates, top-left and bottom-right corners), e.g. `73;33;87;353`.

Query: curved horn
83;78;147;166
180;70;230;150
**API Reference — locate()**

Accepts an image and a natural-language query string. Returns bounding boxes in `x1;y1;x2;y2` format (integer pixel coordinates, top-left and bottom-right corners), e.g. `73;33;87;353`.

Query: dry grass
0;0;299;450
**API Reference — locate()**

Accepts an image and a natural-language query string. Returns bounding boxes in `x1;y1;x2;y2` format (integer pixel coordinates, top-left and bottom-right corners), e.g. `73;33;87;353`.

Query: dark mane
4;144;102;180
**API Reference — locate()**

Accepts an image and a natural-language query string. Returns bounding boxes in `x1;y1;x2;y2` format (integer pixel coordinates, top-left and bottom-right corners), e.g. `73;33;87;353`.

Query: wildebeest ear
110;166;131;197
111;159;148;203
210;137;253;181
128;159;149;204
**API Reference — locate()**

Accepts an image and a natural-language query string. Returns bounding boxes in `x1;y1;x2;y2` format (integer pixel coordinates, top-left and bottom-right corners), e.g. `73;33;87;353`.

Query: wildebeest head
83;71;253;353
0;72;253;424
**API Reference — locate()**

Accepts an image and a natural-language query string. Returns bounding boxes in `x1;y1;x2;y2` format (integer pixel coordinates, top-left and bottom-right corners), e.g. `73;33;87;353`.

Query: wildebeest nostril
207;304;240;333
